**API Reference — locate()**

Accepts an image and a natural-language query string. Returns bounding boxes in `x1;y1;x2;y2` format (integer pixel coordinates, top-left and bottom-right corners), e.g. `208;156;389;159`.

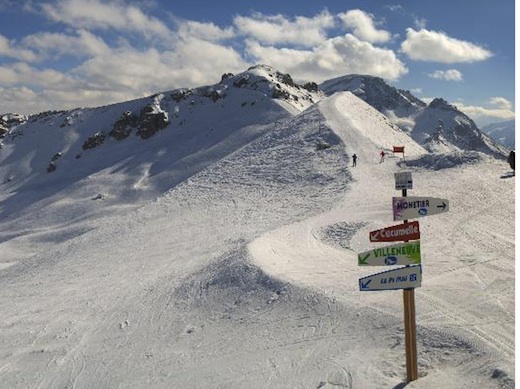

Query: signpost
356;170;450;383
393;146;405;160
358;241;421;266
369;221;420;242
393;196;449;221
359;265;421;291
394;172;413;190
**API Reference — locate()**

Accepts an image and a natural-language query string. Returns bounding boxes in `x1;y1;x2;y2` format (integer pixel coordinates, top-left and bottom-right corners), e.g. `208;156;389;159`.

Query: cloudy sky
0;0;515;126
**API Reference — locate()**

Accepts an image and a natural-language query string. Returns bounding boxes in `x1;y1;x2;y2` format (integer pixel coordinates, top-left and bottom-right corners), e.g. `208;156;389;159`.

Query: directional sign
358;240;421;266
395;172;413;190
393;196;449;221
359;265;422;291
369;221;420;242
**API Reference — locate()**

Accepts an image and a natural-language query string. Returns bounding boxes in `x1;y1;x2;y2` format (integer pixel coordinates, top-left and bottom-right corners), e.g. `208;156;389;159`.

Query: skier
352;153;358;167
507;150;515;170
379;150;385;163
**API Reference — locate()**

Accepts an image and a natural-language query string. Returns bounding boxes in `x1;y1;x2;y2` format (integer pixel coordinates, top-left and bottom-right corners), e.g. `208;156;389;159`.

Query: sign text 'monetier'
396;199;429;211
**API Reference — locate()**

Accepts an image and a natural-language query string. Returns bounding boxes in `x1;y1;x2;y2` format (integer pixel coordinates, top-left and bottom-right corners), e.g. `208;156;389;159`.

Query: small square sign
395;172;413;190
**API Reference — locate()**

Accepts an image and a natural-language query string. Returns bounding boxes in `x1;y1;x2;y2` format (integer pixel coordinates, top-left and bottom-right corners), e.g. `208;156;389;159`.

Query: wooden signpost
393;146;405;160
358;241;421;266
369;221;420;242
357;171;449;383
359;265;421;291
393;196;449;221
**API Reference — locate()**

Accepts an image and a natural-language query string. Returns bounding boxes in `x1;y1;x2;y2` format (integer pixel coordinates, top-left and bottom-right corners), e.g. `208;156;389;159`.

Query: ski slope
250;93;515;387
0;92;514;389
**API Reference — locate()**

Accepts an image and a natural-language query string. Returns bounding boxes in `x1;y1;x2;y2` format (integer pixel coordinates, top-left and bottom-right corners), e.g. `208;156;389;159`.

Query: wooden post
403;288;418;381
402;188;418;382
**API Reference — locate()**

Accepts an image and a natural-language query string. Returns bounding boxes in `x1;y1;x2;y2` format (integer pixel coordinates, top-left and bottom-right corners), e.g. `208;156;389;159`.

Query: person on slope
352;153;358;167
507;150;515;170
379;150;385;163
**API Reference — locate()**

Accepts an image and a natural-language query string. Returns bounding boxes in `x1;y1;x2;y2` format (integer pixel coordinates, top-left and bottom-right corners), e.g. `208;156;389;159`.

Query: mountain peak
428;98;454;110
211;64;322;112
320;74;426;115
318;74;507;157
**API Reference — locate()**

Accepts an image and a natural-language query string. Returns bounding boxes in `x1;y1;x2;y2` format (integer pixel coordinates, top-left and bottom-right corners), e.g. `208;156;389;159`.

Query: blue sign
359;265;422;291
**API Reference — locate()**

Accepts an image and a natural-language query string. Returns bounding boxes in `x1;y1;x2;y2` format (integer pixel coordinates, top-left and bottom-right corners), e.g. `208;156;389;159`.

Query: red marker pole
402;188;418;382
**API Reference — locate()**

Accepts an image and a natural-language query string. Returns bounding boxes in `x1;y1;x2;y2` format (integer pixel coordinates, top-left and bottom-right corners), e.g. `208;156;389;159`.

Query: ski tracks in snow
249;93;515;386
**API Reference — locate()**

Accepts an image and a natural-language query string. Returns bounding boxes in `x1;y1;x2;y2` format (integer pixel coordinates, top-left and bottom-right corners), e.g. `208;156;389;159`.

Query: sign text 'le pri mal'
359;265;422;291
393;196;449;221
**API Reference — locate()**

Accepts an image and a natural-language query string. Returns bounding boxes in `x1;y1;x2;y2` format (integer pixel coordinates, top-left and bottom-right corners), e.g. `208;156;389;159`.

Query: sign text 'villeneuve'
369;221;420;242
359;265;422;291
393;196;449;221
358;240;421;266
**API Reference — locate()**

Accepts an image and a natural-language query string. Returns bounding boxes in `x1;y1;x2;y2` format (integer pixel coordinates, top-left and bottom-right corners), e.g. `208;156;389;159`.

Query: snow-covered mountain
481;119;515;150
320;74;509;156
0;65;322;222
0;65;514;389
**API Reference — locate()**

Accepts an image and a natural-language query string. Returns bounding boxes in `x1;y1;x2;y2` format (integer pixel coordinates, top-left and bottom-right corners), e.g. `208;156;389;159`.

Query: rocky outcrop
109;110;137;140
0;118;9;138
136;105;169;139
108;101;170;141
171;89;192;103
82;131;106;150
0;113;28;137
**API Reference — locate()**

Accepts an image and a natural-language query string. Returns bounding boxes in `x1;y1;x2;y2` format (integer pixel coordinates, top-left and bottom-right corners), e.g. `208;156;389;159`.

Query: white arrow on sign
359;265;422;291
393;196;449;221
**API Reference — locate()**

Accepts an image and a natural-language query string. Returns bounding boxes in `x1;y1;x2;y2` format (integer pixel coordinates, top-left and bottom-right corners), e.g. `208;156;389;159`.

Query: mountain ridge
481;119;515;150
0;64;507;199
2;65;508;159
319;74;508;157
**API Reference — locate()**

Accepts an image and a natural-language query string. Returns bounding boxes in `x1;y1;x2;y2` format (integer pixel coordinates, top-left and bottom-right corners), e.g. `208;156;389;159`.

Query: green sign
358;240;421;266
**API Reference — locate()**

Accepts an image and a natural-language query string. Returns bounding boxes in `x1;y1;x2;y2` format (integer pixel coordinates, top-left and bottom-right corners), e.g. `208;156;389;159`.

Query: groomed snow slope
251;93;515;387
0;92;514;389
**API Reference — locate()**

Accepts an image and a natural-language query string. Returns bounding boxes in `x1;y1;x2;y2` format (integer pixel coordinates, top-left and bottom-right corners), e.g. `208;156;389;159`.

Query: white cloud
0;62;111;113
73;41;247;93
413;18;427;30
41;0;172;39
234;10;335;47
246;34;407;82
0;62;80;89
384;109;416;132
2;6;506;121
0;38;249;115
176;20;235;42
429;69;463;81
401;28;493;63
338;9;391;43
455;102;515;126
21;30;110;60
0;34;37;61
489;96;512;110
0;84;137;114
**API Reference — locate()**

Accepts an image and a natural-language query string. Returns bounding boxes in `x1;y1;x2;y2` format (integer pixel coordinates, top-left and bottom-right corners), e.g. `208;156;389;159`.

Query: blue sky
0;0;515;126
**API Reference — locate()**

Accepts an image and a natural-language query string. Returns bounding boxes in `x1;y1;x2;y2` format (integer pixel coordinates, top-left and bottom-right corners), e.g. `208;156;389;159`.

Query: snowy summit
0;65;514;389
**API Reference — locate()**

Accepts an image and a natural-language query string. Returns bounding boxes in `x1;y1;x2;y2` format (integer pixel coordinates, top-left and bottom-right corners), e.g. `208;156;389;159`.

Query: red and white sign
393;146;405;153
369;221;420;242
